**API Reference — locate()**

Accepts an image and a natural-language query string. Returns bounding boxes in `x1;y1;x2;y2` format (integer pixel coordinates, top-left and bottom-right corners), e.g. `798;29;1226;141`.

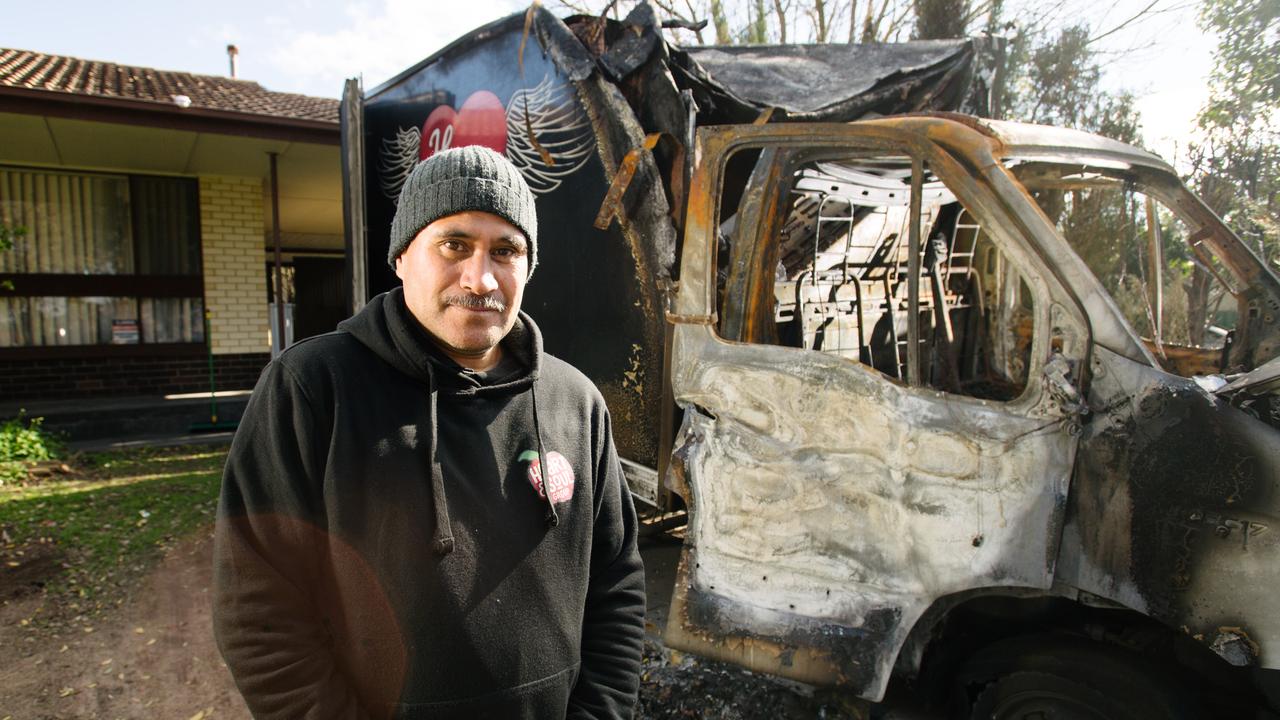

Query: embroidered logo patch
518;450;575;505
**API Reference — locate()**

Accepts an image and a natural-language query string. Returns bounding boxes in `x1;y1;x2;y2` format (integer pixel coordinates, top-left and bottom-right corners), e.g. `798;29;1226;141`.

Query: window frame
694;125;1073;408
0;164;206;357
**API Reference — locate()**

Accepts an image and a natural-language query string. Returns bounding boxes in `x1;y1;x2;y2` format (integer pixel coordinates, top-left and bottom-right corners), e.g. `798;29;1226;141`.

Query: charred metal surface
664;545;873;687
571;60;679;470
359;11;1280;693
593;133;662;230
661;119;1273;702
597;4;661;81
525;7;596;83
573;76;678;289
664;320;1075;699
718;147;790;343
1057;345;1280;667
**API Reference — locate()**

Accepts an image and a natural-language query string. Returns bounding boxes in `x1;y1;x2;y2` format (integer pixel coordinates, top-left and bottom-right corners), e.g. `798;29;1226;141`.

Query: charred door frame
663;121;1094;699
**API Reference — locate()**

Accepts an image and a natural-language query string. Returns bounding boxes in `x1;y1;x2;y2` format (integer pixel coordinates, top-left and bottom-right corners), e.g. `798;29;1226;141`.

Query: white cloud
268;0;529;98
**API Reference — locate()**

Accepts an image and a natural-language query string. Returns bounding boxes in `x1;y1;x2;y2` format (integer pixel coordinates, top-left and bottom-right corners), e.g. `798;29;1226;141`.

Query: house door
292;257;347;341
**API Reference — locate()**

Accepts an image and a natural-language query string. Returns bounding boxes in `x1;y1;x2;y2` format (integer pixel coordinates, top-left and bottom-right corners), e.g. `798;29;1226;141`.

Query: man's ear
394;255;405;281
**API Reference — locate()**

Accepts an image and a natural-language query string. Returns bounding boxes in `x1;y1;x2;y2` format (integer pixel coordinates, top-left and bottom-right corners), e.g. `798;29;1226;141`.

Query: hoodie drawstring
530;382;559;528
429;376;456;555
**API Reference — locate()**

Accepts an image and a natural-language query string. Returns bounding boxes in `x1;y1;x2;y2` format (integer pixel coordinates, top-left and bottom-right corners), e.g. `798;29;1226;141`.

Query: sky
1;0;1216;160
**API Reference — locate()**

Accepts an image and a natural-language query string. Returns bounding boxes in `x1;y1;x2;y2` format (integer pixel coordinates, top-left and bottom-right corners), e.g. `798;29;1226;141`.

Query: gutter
0;85;340;145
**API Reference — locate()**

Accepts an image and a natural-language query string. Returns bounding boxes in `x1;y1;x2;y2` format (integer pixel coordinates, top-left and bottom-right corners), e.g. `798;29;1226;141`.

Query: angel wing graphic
378;75;595;202
379;126;422;200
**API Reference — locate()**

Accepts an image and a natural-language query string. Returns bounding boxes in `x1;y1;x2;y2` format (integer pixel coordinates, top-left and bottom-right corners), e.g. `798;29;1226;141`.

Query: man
213;146;646;719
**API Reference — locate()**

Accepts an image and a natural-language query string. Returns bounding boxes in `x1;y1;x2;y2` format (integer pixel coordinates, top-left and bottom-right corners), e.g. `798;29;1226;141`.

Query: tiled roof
0;48;338;124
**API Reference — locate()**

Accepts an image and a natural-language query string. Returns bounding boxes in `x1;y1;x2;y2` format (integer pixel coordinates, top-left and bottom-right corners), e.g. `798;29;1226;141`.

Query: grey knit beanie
387;145;538;277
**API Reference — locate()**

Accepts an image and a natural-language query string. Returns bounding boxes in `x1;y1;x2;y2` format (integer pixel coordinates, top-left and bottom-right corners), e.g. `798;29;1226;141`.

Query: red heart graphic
419;105;457;160
419;91;507;162
454;91;507;154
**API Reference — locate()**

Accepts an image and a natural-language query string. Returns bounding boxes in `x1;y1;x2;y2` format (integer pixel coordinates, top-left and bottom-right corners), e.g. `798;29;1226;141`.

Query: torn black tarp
678;39;1001;122
562;5;1003;126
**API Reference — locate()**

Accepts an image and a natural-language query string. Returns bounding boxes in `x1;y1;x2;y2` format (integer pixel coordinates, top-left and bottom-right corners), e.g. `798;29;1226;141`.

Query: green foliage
0;414;63;484
1199;0;1280;132
913;0;971;39
1002;23;1142;145
1031;179;1235;348
0;221;24;291
1191;0;1280;269
710;0;733;43
0;221;26;252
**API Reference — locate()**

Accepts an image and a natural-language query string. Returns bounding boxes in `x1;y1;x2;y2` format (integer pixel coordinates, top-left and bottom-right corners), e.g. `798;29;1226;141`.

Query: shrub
0;413;63;484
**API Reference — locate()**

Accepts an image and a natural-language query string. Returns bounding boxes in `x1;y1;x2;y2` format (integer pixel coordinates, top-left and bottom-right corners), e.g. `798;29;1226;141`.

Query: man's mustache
444;293;506;312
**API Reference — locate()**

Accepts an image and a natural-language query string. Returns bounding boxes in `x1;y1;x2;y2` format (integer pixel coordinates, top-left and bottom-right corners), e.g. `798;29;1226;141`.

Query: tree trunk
752;0;768;42
1186;265;1212;346
813;0;829;42
711;0;732;44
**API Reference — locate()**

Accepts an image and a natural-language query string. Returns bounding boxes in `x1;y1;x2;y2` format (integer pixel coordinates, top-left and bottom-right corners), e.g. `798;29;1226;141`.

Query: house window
0;167;204;350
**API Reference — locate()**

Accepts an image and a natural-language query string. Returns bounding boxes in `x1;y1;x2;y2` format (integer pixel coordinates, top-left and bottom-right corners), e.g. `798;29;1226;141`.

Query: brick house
0;48;344;404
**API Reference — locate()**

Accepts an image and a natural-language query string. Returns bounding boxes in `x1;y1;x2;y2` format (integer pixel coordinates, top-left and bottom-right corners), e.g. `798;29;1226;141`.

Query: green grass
0;444;227;613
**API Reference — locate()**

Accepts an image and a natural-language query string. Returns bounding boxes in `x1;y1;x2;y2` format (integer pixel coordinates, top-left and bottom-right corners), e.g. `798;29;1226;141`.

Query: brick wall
200;176;269;355
0;352;270;402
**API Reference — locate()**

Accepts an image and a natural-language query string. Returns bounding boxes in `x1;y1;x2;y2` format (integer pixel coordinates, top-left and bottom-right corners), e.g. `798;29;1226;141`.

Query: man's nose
459;252;499;295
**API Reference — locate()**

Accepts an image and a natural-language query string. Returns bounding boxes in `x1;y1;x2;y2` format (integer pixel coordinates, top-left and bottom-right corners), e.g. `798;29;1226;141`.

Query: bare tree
544;0;1167;71
811;0;830;41
775;0;790;41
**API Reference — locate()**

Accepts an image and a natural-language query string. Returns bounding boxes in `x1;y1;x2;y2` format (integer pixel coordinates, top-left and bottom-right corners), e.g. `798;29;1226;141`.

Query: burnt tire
972;670;1152;719
955;635;1203;720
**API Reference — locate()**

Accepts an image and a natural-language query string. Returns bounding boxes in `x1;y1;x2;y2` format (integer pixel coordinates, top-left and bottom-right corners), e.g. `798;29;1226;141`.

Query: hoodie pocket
386;663;578;720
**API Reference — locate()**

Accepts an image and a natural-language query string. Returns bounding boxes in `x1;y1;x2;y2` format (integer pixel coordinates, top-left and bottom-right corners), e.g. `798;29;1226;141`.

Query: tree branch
1085;0;1162;46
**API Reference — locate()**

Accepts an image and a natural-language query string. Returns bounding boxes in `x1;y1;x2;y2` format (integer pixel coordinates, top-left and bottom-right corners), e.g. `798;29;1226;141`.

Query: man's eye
492;247;515;258
441;240;464;252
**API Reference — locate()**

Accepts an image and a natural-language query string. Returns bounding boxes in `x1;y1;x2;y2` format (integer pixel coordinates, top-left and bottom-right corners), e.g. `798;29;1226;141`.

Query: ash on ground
636;636;866;719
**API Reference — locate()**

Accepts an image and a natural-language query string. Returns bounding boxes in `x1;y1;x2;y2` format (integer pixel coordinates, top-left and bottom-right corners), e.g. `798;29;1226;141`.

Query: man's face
395;210;529;369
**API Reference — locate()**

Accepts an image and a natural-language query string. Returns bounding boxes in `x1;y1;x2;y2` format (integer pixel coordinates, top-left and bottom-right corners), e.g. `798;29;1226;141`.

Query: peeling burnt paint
572;72;671;470
663;322;1075;700
1056;345;1280;667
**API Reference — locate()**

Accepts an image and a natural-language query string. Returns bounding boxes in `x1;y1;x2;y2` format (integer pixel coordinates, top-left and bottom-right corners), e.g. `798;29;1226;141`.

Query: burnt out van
343;5;1280;716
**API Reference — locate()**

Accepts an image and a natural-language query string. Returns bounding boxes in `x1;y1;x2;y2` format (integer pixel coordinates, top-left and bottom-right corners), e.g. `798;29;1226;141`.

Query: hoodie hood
338;287;542;398
336;287;559;552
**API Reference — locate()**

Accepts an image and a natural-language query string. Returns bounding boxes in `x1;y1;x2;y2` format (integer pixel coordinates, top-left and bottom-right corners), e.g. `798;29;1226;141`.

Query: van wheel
972;670;1147;718
954;635;1200;720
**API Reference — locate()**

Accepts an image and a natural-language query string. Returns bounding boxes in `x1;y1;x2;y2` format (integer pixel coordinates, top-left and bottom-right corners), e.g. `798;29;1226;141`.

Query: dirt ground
0;528;246;720
0;527;873;720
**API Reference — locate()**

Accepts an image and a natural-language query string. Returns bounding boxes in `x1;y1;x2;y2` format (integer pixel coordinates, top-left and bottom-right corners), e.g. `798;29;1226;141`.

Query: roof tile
0;48;339;124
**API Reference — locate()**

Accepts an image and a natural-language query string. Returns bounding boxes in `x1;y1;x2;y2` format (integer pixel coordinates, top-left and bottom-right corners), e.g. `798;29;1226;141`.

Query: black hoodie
213;288;645;719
